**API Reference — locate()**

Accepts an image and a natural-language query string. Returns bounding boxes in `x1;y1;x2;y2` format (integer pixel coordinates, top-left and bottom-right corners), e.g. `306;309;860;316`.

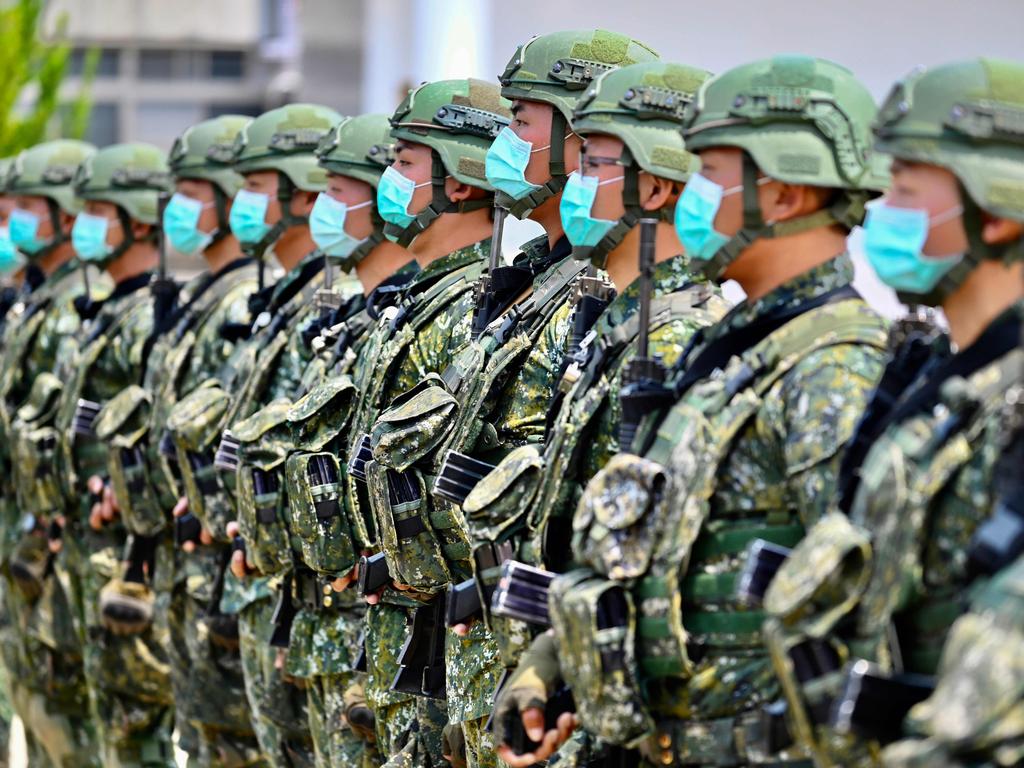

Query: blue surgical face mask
229;189;272;244
673;172;747;261
0;226;25;274
485;126;547;201
863;201;964;294
376;166;431;229
8;208;48;255
310;192;372;259
164;193;215;255
559;171;623;247
72;212;118;263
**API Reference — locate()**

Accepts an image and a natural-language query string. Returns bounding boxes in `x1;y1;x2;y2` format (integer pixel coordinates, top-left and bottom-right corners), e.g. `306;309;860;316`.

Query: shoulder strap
671;284;860;400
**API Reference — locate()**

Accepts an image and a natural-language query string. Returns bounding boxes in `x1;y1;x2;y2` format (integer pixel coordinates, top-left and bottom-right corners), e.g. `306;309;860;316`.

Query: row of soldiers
0;26;1020;768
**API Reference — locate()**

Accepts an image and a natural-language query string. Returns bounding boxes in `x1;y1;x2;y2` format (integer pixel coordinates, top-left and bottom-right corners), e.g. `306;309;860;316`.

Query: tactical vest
342;256;485;583
95;263;258;538
363;257;586;593
168;262;324;539
549;296;887;753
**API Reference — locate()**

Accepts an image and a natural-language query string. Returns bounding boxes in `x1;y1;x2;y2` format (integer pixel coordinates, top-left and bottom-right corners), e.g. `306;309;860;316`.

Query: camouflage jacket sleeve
390;289;476;396
715;342;887;528
181;279;256;394
493;299;573;445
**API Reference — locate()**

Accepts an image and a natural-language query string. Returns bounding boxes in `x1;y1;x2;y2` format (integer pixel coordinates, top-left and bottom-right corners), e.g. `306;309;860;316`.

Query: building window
136;103;204;147
84;103;119;146
206;103;264;119
68;48;120;78
210;50;245;79
138;49;177;79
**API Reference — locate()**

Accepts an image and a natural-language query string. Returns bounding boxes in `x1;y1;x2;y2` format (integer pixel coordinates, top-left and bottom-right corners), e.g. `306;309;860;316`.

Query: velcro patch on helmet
776;154;822;175
650;146;691;172
989;179;1024;209
457;157;486;181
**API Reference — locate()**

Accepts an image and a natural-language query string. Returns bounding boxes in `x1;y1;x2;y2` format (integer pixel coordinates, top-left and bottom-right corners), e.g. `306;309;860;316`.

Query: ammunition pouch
95;385;166;537
11;372;65;518
234;401;294;576
285;377;365;575
366;461;454;593
490;559;553;628
548;569;654;746
461;444;543;544
737;540;792;607
371;374;457;472
167;384;232;535
357;551;391;596
433;451;496;508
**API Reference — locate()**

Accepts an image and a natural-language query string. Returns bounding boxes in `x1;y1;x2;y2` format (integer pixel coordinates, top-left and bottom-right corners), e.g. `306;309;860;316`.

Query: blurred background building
39;0;1024;312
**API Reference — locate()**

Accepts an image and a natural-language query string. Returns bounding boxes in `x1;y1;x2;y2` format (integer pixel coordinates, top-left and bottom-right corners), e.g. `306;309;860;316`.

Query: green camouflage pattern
883;551;1024;768
553;254;886;763
765;301;1024;764
525;255;727;566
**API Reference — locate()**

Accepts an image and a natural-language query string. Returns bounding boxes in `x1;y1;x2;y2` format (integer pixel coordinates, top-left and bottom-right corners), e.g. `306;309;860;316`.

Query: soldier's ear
641;173;675;213
981;215;1023;246
292;190;317;217
59;209;75;236
131;220;154;241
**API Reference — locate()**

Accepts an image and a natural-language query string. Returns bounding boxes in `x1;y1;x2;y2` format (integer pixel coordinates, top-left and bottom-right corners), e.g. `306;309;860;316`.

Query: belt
649;713;813;767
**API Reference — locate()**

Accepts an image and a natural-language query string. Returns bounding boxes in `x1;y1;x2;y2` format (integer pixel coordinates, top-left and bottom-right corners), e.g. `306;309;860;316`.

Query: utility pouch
286;450;357;577
462;444;543;543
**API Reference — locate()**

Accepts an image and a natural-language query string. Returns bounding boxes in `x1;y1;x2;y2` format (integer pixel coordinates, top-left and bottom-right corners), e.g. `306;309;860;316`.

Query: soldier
47;142;174;766
359;30;661;768
760;58;1024;767
0;158;24;322
494;55;891;768
277;112;413;768
0;139;101;768
167;103;341;768
90;115;264;767
332;78;509;766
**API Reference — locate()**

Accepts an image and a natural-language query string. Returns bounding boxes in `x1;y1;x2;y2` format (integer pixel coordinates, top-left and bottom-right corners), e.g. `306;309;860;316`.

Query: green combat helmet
73;142;172;265
168;114;251;246
570;60;711;267
873;57;1024;304
497;29;660;217
386;78;512;245
6;139;96;259
682;54;887;280
315;113;395;270
230;102;342;258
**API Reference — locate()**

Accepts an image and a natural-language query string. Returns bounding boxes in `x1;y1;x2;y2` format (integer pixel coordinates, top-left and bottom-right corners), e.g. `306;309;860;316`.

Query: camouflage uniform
0;141;103;768
167;103;342;768
93;116;265;767
762;59;1024;768
501;56;891;768
337;77;513;767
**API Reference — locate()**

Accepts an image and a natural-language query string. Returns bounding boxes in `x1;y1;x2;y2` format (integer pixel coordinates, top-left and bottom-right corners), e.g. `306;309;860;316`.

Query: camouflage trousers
64;527;175;767
307;672;379;768
237;597;314;768
365;602;446;767
2;555;99;768
174;547;265;768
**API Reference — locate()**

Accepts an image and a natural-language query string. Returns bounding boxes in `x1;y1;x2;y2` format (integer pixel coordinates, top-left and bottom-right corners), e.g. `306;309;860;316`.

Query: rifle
830;660;935;744
565;267;615;361
617;217;673;452
489;560;554;627
357;551;391;596
150;192;179;337
391;599;447;698
470;207;536;341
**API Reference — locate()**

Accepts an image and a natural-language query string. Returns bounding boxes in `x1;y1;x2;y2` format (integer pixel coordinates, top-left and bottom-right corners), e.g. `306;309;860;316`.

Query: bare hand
496;710;577;767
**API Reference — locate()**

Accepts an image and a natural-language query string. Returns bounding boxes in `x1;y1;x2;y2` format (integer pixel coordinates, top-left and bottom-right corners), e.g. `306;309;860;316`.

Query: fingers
364;590;380;605
453;622;471;637
171;496;188;518
86;475;105;495
182;541;196;554
226;520;240;539
199;527;213;545
229;548;247;579
520;707;545;744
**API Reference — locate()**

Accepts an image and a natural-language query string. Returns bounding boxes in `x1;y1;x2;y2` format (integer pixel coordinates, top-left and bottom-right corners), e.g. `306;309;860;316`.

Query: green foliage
0;0;95;156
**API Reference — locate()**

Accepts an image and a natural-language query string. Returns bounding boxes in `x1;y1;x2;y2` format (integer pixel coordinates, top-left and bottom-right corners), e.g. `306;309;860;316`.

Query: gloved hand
494;631;578;767
343;680;377;744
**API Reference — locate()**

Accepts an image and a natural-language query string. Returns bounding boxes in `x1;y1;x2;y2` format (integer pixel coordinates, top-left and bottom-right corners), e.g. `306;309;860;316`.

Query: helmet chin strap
898;180;1024;307
385;151;492;247
335;208;387;273
698;152;866;282
495;109;570;219
209;185;231;246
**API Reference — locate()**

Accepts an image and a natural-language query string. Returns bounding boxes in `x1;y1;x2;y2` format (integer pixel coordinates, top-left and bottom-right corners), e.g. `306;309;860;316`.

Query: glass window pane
206;103;264;119
138;49;175;79
210;50;245;79
68;48;119;78
84;103;119;146
135;103;203;148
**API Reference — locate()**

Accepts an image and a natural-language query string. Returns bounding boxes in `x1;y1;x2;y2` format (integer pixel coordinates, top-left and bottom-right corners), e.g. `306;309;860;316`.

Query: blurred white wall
361;0;1024;314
